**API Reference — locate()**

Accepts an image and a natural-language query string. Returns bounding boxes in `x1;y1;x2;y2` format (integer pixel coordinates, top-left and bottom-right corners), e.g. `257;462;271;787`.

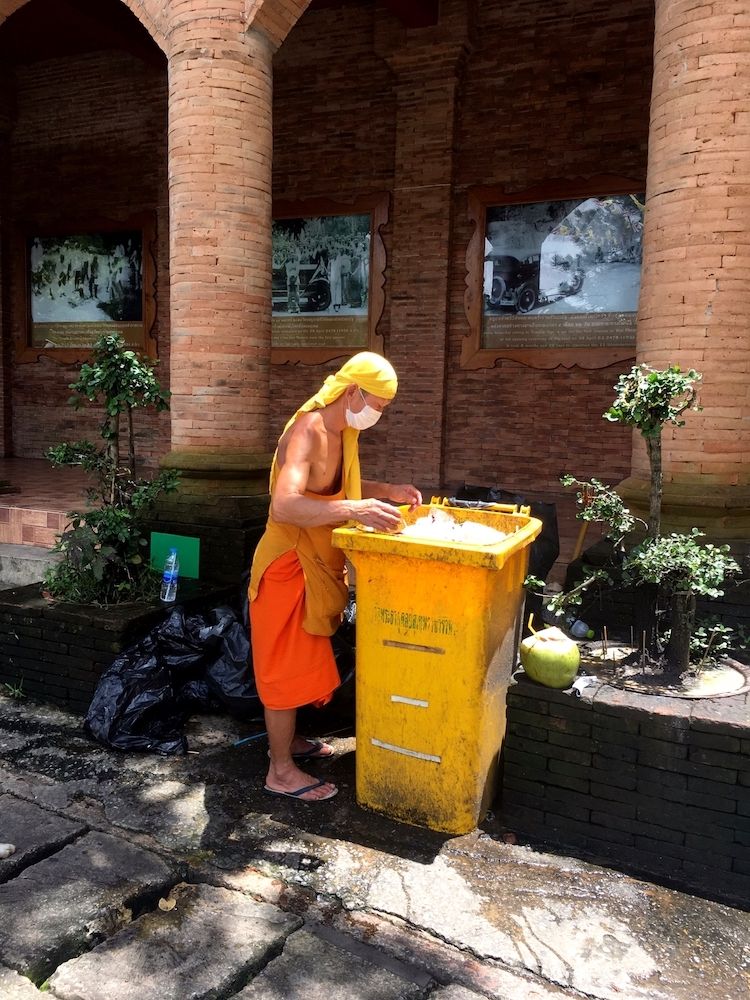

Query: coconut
520;624;580;689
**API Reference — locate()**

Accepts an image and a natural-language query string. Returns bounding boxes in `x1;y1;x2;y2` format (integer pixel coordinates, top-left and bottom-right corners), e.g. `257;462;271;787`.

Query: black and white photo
483;195;644;318
29;231;144;350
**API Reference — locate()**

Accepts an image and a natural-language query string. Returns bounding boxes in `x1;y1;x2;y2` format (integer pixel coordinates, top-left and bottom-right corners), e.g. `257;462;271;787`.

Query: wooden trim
270;192;389;366
461;177;643;370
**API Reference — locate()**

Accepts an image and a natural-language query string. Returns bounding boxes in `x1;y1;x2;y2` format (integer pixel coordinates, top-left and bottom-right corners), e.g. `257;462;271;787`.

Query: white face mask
345;388;383;430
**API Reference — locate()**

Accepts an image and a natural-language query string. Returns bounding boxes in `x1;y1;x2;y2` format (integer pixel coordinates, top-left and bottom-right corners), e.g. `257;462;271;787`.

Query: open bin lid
332;499;543;570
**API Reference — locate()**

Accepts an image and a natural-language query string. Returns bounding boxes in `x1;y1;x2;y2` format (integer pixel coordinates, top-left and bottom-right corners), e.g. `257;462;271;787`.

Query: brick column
376;3;471;490
156;12;277;579
0;73;12;457
619;0;750;537
166;16;272;464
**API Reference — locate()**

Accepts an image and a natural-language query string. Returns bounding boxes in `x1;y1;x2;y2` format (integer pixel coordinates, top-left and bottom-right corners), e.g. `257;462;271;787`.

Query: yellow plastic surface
332;503;542;834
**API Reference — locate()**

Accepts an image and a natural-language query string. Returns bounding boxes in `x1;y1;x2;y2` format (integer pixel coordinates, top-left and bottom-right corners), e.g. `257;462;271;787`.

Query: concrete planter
501;670;750;909
0;581;236;715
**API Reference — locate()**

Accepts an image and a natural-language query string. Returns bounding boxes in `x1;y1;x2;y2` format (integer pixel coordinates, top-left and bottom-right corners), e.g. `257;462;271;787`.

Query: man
249;352;421;802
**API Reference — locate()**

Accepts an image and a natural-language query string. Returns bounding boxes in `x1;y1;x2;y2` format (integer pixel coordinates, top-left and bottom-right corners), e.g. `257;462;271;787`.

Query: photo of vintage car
485;253;584;314
272;260;331;313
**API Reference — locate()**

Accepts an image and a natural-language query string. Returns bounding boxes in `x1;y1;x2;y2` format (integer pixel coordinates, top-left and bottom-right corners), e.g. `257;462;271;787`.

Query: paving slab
234;929;426;1000
222;828;750;1000
0;795;87;882
2;697;750;1000
429;989;486;1000
48;882;302;1000
0;965;45;999
0;830;172;984
337;910;588;1000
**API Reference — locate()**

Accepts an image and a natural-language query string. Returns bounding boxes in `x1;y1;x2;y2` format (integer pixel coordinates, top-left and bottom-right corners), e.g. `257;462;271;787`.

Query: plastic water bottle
570;618;594;639
160;548;179;603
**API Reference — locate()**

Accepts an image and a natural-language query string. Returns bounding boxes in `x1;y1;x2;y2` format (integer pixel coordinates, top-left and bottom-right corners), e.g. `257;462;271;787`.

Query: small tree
624;530;739;676
603;364;701;538
545;364;741;681
44;335;179;605
69;333;171;492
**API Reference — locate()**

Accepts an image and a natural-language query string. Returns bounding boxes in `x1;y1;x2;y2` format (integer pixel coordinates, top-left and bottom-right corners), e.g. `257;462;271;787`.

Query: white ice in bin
399;507;507;545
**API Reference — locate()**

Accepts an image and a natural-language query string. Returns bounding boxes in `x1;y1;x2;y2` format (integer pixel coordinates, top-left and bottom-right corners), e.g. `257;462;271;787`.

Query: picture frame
270;193;389;365
17;213;157;365
462;178;645;369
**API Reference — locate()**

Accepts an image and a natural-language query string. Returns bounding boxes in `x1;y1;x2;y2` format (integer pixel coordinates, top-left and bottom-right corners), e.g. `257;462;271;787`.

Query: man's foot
290;737;334;760
265;761;337;802
264;779;337;802
0;843;16;859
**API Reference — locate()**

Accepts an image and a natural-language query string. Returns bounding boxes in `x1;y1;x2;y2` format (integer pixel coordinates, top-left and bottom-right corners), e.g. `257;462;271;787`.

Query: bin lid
332;503;542;569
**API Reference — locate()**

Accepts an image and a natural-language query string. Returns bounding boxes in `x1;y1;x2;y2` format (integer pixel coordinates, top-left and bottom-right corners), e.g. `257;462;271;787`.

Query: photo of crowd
272;213;371;317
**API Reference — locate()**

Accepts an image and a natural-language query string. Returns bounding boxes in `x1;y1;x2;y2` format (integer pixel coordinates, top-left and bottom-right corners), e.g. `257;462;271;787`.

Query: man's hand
361;479;423;511
385;483;423;510
351;498;405;532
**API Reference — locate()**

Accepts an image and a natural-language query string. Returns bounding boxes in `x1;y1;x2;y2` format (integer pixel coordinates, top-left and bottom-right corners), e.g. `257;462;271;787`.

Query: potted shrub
43;333;179;605
527;364;743;685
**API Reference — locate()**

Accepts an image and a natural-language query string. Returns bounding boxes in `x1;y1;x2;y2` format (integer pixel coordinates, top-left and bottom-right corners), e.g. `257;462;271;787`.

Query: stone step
0;831;173;985
0;507;66;548
48;882;302;1000
0;543;61;588
0;796;86;884
235;927;431;999
0;965;45;998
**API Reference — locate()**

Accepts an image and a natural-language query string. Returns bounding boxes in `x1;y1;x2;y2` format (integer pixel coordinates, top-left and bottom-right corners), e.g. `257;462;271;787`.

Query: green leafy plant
603;364;701;538
624;530;740;675
560;475;641;542
2;677;26;700
43;335;179;606
685;620;749;672
546;364;744;680
525;477;639;623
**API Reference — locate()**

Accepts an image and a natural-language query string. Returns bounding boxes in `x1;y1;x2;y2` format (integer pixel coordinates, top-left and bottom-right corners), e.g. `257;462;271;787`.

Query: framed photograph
271;193;388;365
462;179;644;369
18;214;156;364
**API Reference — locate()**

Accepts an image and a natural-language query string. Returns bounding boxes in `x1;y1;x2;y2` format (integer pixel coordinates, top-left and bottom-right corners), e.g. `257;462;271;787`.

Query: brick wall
502;673;750;908
5;49;169;466
271;0;653;494
443;0;653;497
0;0;654;493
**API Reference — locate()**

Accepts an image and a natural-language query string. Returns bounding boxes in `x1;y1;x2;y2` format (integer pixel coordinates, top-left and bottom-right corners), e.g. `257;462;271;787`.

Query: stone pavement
0;693;749;1000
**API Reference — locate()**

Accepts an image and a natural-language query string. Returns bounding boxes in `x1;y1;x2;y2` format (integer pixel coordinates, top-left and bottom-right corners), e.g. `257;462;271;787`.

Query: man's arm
271;423;404;531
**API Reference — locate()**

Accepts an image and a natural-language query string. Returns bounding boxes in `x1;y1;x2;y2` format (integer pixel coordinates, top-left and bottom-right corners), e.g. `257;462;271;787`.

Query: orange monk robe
248;352;399;712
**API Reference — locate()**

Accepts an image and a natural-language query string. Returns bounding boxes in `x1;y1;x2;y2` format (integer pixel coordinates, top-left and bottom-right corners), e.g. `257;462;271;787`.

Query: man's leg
265;706;337;801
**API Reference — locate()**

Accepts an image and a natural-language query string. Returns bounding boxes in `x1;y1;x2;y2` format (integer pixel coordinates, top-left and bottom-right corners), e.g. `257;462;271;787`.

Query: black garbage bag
205;613;259;717
332;595;356;686
454;486;560;636
176;679;222;714
84;604;259;755
84;639;188;755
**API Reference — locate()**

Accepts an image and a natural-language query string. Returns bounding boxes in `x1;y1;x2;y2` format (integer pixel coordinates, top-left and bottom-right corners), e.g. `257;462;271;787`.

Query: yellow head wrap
271;351;398;500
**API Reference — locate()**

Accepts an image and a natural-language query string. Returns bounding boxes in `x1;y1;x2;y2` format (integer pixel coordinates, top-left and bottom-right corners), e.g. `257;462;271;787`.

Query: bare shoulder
278;411;323;462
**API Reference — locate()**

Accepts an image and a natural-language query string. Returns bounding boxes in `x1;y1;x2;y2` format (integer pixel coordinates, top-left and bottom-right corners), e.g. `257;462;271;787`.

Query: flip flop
263;780;338;802
291;739;335;761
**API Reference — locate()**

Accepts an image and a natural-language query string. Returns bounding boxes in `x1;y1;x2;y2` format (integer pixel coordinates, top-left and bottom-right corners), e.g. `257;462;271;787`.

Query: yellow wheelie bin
332;499;542;835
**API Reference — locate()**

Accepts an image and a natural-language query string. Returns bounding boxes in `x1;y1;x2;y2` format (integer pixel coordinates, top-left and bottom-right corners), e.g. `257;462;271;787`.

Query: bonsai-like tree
533;364;741;680
44;334;179;605
603;363;701;538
